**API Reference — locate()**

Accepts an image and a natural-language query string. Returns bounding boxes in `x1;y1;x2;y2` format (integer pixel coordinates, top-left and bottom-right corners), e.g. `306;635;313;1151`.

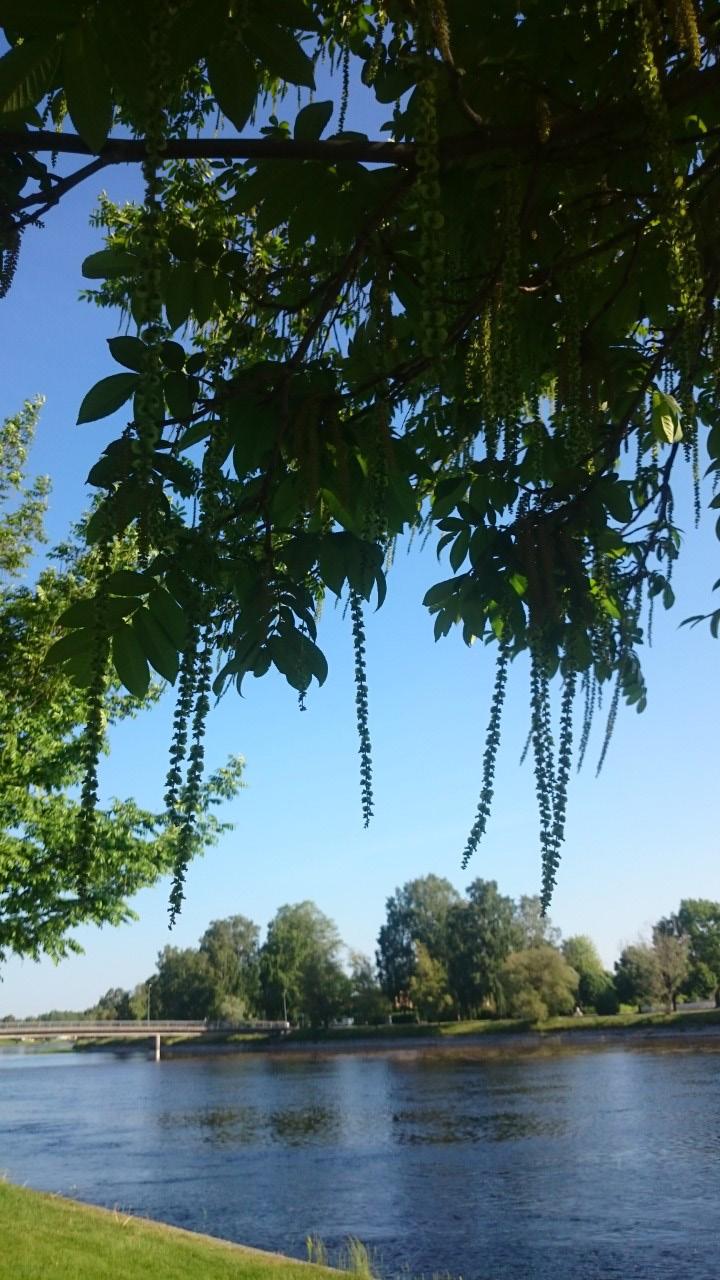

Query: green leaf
177;420;213;451
651;389;683;445
294;99;333;141
372;63;417;104
152;452;196;496
86;443;132;488
185;353;206;376
0;36;59;114
77;373;139;424
63;650;96;690
318;533;348;597
82;248;136;279
206;44;256;131
297;630;328;686
112;623;150;697
148;587;188;649
245;22;315;89
45;629;94;667
62;24;112;151
268;629;309;691
602;481;633;525
423;578;460;610
160;340;186;372
164;370;195;421
167;224;198;261
84;478;147;543
105;569;155;596
132;607;179;683
192;267;217;326
599;592;622;621
163;262;195;331
58;596;138;628
450;527;470;572
107;336;146;372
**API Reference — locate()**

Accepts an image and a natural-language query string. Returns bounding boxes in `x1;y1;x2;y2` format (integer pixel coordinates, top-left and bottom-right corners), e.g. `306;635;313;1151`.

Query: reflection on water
390;1105;567;1144
159;1102;341;1146
1;1045;718;1279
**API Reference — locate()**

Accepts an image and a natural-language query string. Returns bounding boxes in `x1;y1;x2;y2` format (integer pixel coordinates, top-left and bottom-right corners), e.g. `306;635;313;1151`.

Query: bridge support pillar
154;1033;161;1063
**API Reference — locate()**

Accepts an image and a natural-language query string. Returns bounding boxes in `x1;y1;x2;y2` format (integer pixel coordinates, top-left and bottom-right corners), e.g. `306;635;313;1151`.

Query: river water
1;1043;718;1278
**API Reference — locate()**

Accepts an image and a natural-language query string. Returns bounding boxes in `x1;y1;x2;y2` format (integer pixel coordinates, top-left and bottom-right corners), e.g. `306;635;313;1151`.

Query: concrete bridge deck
0;1019;290;1060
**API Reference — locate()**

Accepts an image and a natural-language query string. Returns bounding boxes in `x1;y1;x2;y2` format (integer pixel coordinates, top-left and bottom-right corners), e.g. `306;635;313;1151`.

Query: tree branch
15;155;111;223
0;129;417;167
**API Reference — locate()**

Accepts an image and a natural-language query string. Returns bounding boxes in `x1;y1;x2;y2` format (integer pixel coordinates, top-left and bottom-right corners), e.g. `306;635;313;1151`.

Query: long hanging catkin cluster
169;629;212;924
461;644;509;869
166;426;225;919
349;588;373;827
75;538;112;886
0;204;21;300
165;621;201;821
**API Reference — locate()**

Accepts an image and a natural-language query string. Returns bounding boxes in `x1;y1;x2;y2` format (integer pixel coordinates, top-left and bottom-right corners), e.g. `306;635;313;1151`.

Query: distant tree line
9;884;720;1029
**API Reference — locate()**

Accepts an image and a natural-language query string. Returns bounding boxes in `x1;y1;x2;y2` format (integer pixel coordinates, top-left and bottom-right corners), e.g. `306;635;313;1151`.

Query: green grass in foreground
0;1182;339;1280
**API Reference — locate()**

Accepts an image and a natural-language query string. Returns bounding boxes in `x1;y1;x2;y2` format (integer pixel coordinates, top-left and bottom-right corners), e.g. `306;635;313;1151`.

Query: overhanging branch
0;129;417;167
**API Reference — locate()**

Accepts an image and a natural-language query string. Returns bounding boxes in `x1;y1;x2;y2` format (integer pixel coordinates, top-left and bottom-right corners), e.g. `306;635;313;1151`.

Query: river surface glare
1;1045;719;1278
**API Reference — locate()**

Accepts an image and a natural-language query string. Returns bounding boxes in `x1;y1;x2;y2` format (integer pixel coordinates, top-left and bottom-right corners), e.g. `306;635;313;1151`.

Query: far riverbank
70;1006;720;1060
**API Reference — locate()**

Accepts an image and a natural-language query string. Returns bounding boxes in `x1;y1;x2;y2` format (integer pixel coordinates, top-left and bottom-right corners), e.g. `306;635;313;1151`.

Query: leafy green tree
445;879;517;1017
561;935;617;1012
0;402;245;962
662;900;720;1006
214;994;253;1025
614;943;662;1012
408;942;453;1022
128;981;152;1022
348;952;390;1026
591;976;620;1017
199;915;261;1018
90;987;132;1020
376;875;461;1002
3;5;719;908
652;928;690;1013
301;951;352;1029
260;901;343;1024
514;896;562;950
152;946;215;1020
500;946;579;1022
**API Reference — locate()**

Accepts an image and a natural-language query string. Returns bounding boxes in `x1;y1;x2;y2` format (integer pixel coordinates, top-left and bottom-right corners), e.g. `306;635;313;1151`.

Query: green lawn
285;1006;720;1042
0;1182;339;1280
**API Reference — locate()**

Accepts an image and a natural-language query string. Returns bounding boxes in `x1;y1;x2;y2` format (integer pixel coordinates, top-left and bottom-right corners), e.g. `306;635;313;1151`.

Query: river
1;1043;718;1278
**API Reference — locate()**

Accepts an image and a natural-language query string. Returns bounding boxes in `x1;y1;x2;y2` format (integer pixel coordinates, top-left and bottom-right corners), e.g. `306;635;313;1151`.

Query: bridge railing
0;1019;291;1035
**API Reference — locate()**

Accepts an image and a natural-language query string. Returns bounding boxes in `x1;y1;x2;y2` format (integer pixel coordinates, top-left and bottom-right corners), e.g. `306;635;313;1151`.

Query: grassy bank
67;1006;720;1057
0;1182;339;1280
284;1006;720;1043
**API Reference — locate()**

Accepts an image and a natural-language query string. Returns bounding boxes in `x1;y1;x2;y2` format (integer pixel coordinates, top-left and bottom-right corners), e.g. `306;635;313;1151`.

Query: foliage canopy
1;1;719;911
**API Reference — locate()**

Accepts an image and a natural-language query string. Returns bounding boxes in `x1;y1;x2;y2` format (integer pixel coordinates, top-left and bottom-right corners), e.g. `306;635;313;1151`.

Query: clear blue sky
1;86;718;1015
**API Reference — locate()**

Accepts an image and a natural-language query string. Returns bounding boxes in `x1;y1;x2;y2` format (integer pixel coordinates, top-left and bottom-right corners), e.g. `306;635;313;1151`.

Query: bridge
0;1020;291;1061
